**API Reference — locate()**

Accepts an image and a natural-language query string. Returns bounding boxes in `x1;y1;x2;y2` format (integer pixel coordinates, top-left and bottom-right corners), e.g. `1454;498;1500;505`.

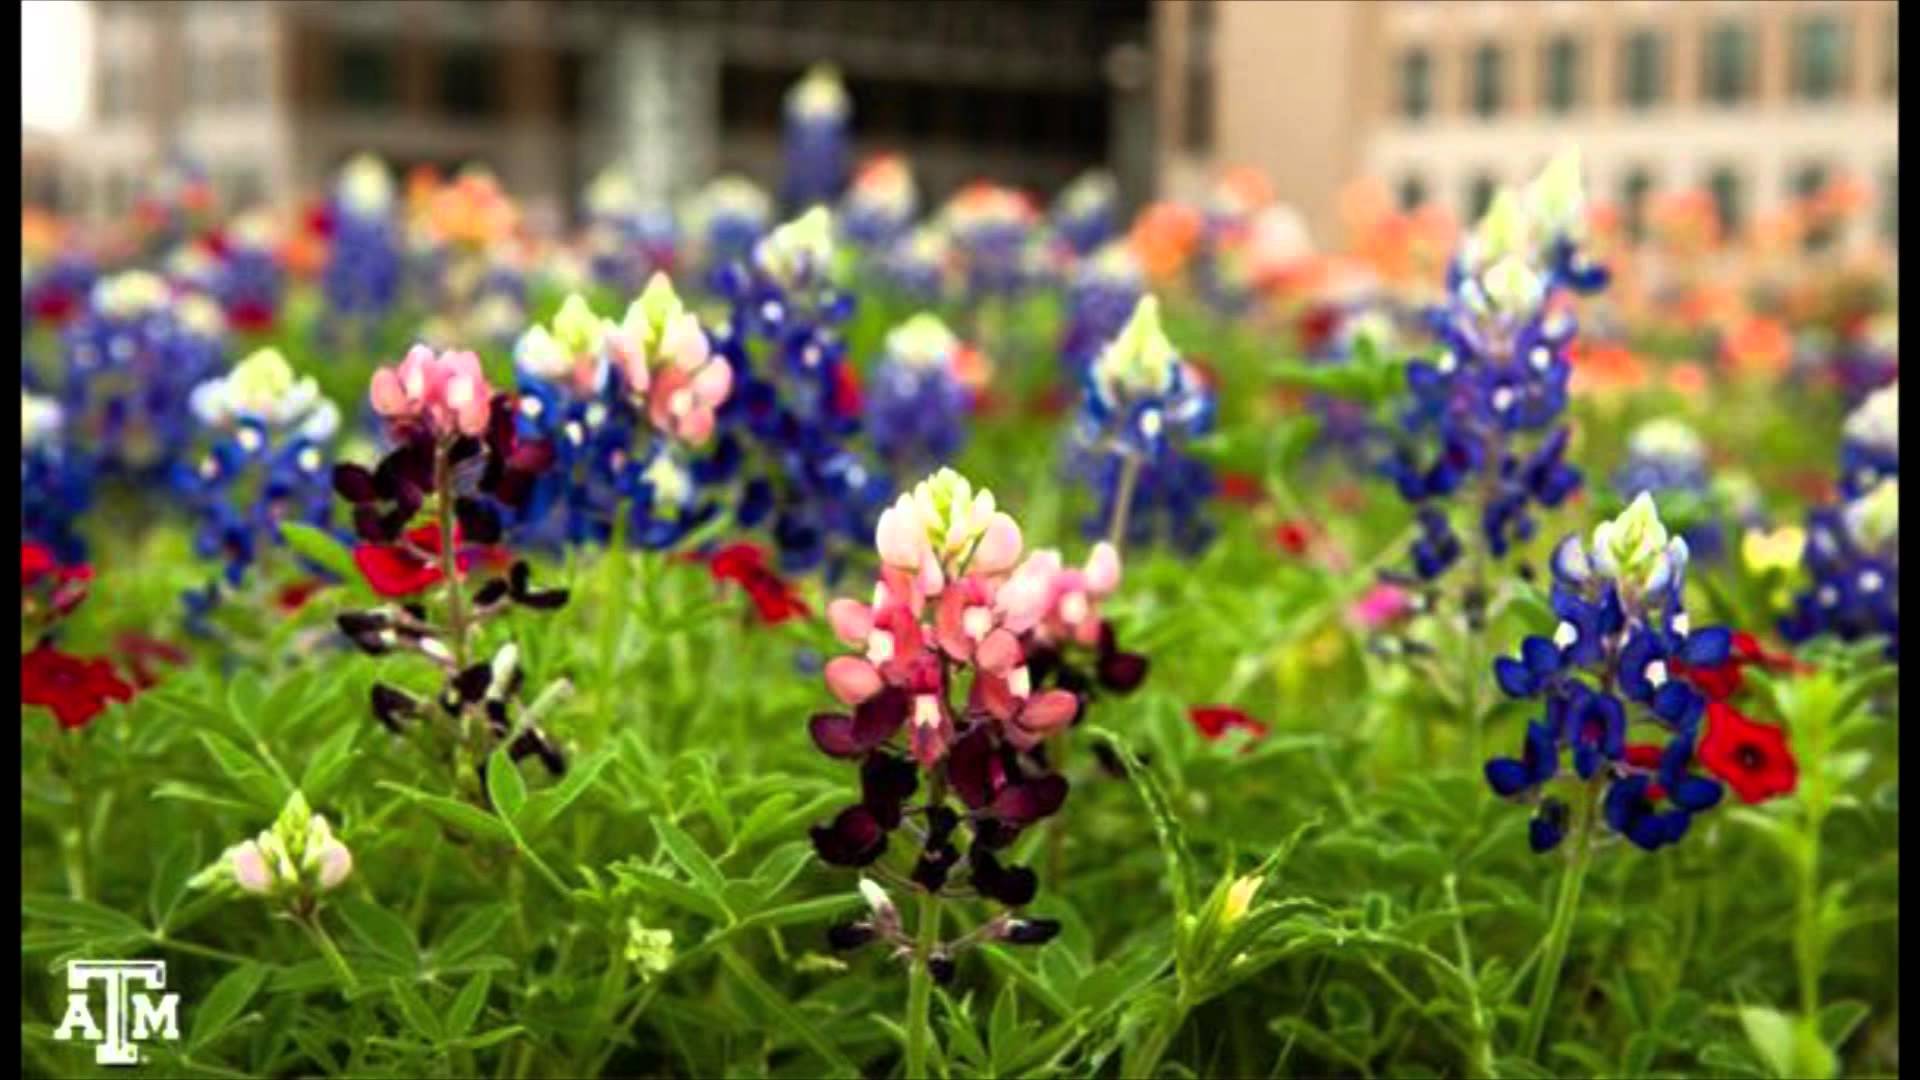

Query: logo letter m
130;993;179;1042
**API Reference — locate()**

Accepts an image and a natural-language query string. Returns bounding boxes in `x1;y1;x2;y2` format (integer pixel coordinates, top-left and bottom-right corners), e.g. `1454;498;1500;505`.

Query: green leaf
430;905;511;967
519;749;612;836
279;521;360;583
446;972;491;1038
194;730;287;809
189;963;267;1049
486;748;527;822
1817;1000;1871;1052
1087;726;1197;916
989;983;1021;1075
299;722;360;801
336;899;418;965
388;978;443;1042
22;893;149;938
376;782;513;844
716;947;858;1077
653;818;727;896
1738;1005;1797;1079
449;1025;528;1051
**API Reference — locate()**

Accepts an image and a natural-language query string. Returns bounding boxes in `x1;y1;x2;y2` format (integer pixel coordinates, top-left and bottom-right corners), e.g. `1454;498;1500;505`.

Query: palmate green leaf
22;893;149;939
428;904;511;967
189;962;268;1050
716;947;859;1078
194;730;288;809
388;978;443;1043
298;720;361;801
445;972;491;1038
518;747;613;837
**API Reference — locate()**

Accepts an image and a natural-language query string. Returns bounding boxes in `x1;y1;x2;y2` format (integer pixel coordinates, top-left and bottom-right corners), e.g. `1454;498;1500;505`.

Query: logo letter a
54;993;101;1042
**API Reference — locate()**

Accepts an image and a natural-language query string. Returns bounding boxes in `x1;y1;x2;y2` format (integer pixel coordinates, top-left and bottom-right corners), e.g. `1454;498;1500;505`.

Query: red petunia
1698;702;1799;804
702;542;812;625
1674;631;1808;703
1189;705;1270;746
275;579;330;613
353;524;508;598
831;364;864;420
22;644;135;730
21;543;55;587
1622;743;1669;802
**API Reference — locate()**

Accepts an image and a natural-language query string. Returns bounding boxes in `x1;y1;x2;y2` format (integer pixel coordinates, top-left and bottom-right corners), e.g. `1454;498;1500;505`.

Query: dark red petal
1097;650;1149;693
808;712;863;758
991;773;1068;825
810;805;888;867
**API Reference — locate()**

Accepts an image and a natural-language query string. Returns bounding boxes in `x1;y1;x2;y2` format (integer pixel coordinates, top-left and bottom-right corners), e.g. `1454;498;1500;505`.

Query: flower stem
904;889;942;1080
1105;451;1144;553
299;912;359;993
1519;775;1601;1061
434;440;470;674
1127;997;1187;1080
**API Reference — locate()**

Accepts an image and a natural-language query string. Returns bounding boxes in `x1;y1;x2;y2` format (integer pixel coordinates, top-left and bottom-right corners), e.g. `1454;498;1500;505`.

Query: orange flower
1128;201;1203;281
1567;340;1648;396
1665;361;1709;398
1720;316;1792;379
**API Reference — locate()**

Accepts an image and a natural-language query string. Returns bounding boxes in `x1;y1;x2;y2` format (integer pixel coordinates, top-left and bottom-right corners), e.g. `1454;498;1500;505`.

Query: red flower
831;364;864;420
224;298;277;334
1189;705;1270;746
1622;743;1669;801
1217;471;1264;505
1675;631;1809;703
702;543;811;625
22;543;93;619
1028;385;1073;418
1698;703;1799;804
275;579;329;613
353;524;507;598
1298;305;1341;354
1272;519;1316;556
22;644;135;730
114;633;190;690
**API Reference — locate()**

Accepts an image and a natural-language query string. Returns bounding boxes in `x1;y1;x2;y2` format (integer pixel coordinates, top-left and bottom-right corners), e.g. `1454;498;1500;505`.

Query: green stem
1127;998;1187;1080
57;735;90;900
1519;776;1601;1061
1794;701;1833;1020
904;890;942;1080
434;440;470;674
1105;451;1144;553
300;912;359;993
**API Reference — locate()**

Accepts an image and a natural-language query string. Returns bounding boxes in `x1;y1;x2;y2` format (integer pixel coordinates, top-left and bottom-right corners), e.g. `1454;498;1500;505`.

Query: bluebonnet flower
685;175;773;278
709;207;892;577
171;348;342;631
1068;295;1217;553
1380;151;1605;581
865;313;974;474
1613;418;1725;562
1059;243;1144;382
582;166;678;295
840;154;916;253
58;271;229;480
22;390;93;563
942;183;1041;303
1780;477;1898;661
1486;495;1731;852
1052;170;1120;258
211;211;285;335
781;65;852;213
320;154;403;337
1837;382;1898;498
873;224;955;306
506;280;732;550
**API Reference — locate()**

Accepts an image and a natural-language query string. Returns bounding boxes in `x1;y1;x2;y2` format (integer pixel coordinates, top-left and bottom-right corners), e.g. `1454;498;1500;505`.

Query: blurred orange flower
1720;316;1793;379
1568;340;1648;396
1129;201;1203;281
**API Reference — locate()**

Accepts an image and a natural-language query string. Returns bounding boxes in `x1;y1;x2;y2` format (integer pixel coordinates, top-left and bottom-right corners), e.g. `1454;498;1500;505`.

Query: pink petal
874;501;923;570
827;598;874;645
824;656;883;705
692;359;733;406
970;512;1023;575
975;627;1023;674
1084;541;1121;595
368;368;409;417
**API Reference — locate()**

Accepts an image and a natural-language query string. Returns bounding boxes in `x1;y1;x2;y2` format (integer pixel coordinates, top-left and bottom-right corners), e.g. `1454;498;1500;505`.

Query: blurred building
38;0;1153;225
1157;0;1900;251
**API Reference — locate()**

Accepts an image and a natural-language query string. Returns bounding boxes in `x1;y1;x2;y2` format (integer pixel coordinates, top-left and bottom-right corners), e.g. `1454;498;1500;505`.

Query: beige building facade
1157;0;1899;252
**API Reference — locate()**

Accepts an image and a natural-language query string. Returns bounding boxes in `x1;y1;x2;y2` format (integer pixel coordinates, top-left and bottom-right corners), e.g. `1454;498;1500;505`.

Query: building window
186;50;217;106
1621;167;1653;242
1469;42;1503;118
99;63;129;122
1794;163;1833;251
1542;35;1580;113
1702;20;1752;106
1882;165;1898;247
1400;47;1432;121
1792;16;1848;103
219;50;263;106
1466;173;1497;222
439;45;501;120
1398;174;1427;211
1620;29;1665;109
1182;0;1215;154
336;39;395;111
1708;166;1742;237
